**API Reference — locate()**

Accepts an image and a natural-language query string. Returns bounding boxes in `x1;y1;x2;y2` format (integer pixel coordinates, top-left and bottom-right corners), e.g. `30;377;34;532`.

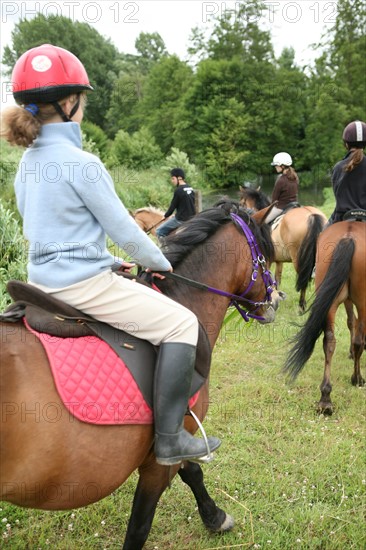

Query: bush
0;139;23;210
109;127;163;170
0;200;27;309
81;120;110;161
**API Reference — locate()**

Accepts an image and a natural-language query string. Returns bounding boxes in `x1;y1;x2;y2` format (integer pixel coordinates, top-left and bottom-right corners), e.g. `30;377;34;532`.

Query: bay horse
239;186;327;311
284;220;366;414
0;202;283;549
132;206;165;235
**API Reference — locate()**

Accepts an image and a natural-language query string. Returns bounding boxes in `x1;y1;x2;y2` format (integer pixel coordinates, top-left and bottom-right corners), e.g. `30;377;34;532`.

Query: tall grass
0;201;27;309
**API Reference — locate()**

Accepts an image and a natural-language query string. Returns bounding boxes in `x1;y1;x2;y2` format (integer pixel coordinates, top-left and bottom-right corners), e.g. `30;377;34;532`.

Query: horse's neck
180;282;229;347
163;227;244;347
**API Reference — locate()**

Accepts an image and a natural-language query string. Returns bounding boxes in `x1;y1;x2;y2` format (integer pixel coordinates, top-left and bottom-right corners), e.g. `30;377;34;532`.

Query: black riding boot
154;342;221;466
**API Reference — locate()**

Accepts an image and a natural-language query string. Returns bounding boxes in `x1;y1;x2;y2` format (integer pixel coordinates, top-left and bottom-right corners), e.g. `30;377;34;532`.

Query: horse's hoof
351;375;365;387
212;513;235;533
318;403;333;415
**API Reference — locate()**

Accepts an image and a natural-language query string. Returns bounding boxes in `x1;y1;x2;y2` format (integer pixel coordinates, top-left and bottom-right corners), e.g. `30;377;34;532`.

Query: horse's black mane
161;199;274;267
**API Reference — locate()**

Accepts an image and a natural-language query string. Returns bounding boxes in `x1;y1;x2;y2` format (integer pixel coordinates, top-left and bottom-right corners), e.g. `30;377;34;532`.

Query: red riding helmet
11;44;93;104
342;120;366;146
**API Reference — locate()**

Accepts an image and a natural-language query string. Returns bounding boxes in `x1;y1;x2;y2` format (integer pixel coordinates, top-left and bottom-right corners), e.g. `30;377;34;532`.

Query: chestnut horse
0;203;282;549
132;206;165;235
239;186;327;311
284;221;366;414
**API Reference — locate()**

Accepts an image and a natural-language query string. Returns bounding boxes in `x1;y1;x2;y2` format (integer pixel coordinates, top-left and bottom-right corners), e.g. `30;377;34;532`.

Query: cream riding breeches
265;206;283;224
30;270;198;346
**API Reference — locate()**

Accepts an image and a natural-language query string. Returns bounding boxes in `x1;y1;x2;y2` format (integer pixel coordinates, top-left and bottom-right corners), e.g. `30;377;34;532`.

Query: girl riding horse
1;43;220;466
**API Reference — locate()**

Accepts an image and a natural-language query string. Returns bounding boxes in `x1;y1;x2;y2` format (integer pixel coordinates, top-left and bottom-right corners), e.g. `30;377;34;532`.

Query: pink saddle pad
24;319;198;425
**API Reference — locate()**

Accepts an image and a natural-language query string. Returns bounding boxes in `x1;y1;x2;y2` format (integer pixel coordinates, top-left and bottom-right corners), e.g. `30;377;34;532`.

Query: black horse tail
296;214;326;292
284;238;355;380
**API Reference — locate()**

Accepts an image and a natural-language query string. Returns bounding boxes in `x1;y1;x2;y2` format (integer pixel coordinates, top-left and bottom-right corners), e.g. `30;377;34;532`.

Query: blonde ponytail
1;106;41;147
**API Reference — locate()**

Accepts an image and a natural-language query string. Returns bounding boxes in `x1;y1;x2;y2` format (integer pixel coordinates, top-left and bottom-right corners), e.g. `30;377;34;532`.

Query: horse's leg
178;461;234;532
344;300;355;359
290;251;307;313
123;458;177;550
351;315;365;387
319;311;337;415
275;262;283;287
296;244;307;312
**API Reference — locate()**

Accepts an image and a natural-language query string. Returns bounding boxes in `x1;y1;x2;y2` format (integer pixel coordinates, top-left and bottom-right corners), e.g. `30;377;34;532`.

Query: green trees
174;58;253;185
2;4;365;189
137;56;193;154
302;0;366;179
328;0;366;118
175;4;308;184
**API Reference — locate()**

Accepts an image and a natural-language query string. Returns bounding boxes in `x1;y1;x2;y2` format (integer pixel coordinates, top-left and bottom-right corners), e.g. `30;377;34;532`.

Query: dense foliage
2;0;366;187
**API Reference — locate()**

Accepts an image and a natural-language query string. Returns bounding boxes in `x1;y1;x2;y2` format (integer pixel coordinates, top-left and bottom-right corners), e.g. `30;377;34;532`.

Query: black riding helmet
342;120;366;149
170;168;185;179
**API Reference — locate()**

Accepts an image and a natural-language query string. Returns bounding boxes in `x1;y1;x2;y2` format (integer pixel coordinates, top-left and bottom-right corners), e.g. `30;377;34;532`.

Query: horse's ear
252;202;278;225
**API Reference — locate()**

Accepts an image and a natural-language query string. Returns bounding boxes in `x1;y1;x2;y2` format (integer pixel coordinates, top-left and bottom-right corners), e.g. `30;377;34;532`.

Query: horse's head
160;200;283;329
239;186;271;212
132;206;165;235
250;205;286;321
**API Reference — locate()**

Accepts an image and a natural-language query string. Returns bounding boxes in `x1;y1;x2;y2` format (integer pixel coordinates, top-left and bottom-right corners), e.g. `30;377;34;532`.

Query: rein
146;218;165;234
156;213;276;322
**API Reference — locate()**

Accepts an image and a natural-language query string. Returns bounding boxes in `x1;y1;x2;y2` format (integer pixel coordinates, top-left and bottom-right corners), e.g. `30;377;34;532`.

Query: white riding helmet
271;152;293;167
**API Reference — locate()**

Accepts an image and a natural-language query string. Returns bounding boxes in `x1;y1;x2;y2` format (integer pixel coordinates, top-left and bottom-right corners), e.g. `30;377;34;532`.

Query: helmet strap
52;95;81;122
69;95;81;118
52;101;71;122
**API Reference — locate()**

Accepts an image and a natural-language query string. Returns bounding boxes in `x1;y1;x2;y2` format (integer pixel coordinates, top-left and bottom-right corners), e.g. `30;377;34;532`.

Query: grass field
1;262;365;549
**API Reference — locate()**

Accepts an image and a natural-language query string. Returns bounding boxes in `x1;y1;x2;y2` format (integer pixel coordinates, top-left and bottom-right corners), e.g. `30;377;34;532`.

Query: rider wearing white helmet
328;120;366;224
266;152;299;223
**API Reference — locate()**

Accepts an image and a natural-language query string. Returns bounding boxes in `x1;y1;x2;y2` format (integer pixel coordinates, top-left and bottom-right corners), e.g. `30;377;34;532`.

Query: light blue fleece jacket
14;122;172;287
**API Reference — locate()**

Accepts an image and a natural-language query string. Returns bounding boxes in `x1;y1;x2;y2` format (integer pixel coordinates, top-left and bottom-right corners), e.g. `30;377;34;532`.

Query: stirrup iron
187;408;215;464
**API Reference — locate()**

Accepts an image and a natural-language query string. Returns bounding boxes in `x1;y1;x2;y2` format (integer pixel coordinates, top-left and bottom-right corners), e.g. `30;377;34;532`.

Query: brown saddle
1;279;211;407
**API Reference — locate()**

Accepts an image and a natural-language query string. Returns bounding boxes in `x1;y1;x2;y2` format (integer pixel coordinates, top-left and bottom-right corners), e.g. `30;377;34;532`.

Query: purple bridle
226;213;277;321
157;213;277;322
